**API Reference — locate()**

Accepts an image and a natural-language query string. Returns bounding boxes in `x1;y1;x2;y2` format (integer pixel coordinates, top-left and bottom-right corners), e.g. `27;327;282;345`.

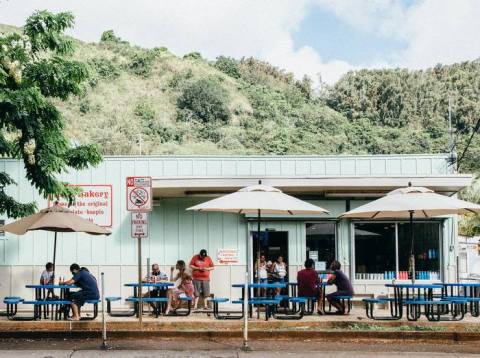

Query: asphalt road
0;338;479;357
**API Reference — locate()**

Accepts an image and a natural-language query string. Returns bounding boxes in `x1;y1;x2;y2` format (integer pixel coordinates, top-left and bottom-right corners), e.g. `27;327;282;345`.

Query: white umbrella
341;185;480;282
187;181;328;350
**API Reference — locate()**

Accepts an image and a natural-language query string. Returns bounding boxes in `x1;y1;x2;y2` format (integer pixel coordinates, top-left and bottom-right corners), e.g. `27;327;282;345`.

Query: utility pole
448;98;457;173
138;134;142;156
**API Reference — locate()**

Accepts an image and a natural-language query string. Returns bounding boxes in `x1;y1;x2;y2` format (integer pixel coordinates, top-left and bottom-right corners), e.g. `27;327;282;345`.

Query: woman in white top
255;254;269;297
272;255;287;295
255;255;269;283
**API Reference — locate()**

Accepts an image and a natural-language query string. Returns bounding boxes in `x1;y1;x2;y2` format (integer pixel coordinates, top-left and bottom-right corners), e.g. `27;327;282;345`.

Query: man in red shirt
297;258;323;314
189;249;214;310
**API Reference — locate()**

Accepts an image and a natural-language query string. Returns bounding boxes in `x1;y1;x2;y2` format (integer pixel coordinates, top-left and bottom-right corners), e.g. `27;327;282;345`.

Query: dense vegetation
0;12;101;218
2;25;475;173
1;18;478;232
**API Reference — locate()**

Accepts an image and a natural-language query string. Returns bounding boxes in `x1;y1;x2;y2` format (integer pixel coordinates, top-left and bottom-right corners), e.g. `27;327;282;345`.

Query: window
354;223;396;279
306;222;336;269
398;222;440;280
354;221;441;281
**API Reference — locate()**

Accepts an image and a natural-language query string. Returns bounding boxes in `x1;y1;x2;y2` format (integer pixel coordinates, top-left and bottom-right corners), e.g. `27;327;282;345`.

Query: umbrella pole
409;211;416;283
52;231;57;283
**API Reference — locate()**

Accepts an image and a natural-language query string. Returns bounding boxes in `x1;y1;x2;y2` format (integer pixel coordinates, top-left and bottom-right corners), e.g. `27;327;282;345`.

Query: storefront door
252;231;288;282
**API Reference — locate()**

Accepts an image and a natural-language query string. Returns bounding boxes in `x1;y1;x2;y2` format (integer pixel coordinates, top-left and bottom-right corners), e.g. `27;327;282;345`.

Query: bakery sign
49;185;113;227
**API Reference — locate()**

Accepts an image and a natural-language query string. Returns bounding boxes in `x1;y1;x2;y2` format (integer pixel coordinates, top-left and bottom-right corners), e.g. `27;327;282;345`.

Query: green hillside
1;24;479;173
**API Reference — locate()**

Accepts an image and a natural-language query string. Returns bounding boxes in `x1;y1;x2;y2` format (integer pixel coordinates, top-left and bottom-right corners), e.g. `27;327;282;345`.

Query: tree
0;10;102;218
177;78;231;124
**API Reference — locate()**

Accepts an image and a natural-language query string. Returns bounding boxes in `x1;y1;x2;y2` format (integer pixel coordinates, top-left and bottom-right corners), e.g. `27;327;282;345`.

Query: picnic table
383;283;451;321
124;282;173;317
25;284;77;320
440;282;480;298
439;282;480;317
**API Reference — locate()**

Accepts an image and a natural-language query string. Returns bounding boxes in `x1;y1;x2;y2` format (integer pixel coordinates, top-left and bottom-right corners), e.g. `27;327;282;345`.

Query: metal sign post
127;177;152;329
100;272;108;349
137;234;143;328
131;211;149;329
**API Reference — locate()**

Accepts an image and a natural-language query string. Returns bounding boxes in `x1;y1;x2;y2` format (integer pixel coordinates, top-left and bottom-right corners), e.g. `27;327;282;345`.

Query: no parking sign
126;176;152;212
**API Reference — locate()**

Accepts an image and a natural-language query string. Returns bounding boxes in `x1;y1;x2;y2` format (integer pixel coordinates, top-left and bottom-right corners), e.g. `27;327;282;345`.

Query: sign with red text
131;212;148;238
217;249;239;265
49;185;113;227
126;176;152;212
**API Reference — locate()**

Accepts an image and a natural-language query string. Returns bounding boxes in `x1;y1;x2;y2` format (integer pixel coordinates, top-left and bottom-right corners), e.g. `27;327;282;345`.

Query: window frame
305;220;338;265
351;220;443;282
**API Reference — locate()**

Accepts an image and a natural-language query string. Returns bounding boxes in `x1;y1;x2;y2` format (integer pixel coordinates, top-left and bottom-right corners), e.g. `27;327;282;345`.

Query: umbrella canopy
1;204;110;281
187;182;328;349
340;185;480;282
187;184;329;215
341;186;480;219
1;204;111;235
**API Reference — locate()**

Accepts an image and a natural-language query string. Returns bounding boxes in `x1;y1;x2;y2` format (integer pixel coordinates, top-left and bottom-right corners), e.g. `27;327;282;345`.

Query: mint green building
0;154;473;303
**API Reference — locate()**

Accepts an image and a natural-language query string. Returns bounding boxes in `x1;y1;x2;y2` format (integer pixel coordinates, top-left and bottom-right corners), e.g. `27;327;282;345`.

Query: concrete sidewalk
1;350;479;357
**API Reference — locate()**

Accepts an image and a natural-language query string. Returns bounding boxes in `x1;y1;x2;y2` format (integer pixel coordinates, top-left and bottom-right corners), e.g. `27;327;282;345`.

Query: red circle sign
129;187;149;207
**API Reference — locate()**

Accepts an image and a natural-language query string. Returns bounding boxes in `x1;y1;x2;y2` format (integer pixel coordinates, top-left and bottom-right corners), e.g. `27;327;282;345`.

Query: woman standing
272;255;287;295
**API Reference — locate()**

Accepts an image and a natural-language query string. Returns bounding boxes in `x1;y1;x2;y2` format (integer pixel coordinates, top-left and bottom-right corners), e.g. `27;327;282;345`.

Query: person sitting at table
40;262;54;284
165;260;194;315
40;262;57;299
272;255;287;295
326;260;354;315
297;258;323;314
142;263;169;311
61;264;99;321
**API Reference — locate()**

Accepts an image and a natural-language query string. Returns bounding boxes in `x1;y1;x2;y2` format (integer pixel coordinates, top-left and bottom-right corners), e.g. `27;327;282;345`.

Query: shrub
79;99;90;114
167;69;194;89
100;30;127;44
128;50;158;76
134;102;156;120
89;58;120;79
183;51;203;60
177;78;231;124
214;56;241;79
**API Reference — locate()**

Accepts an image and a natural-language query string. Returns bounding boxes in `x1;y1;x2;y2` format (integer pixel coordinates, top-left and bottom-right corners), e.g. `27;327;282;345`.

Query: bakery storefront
0;154;472;302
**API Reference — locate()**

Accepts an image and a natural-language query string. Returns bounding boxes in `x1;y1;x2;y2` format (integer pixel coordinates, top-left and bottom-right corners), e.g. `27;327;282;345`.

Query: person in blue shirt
62;263;99;321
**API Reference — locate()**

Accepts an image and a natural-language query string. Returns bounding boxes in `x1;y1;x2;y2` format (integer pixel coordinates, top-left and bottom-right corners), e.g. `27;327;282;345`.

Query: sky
0;0;479;85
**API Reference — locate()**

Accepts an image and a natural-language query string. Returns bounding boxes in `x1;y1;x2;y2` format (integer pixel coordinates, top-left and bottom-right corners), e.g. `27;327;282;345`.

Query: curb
1;329;480;342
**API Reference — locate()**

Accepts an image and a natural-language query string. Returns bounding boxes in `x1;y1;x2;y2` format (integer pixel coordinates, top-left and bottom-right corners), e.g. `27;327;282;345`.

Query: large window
306;222;336;269
354;221;441;281
398;223;440;280
354;223;396;279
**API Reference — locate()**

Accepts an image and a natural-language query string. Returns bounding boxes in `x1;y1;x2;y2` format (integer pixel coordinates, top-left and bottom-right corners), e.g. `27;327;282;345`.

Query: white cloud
313;0;480;69
0;0;356;84
0;0;478;85
400;0;480;68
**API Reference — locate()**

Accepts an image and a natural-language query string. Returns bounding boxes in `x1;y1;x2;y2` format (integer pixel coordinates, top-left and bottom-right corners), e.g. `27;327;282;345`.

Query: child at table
165;260;194;315
40;262;54;285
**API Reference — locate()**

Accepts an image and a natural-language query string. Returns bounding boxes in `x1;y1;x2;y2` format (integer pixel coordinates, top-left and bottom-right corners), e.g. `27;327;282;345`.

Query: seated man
297;258;322;314
326;260;354;314
143;263;168;311
62;264;99;321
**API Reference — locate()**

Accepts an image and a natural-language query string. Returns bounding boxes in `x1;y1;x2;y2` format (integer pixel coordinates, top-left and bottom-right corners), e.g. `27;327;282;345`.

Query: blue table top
26;284;77;289
124;282;173;288
232;283;287;289
288;282;331;287
385;283;443;289
438;282;480;287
